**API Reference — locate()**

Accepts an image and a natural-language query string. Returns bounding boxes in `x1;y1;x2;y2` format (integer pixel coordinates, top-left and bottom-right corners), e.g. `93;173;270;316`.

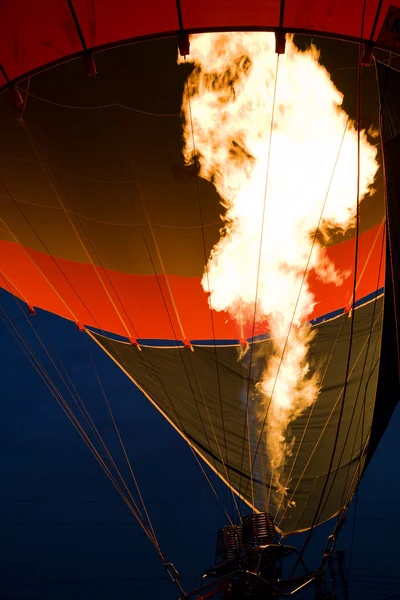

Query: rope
0;272;164;537
0;167;153;386
346;220;385;306
278;16;368;587
20;121;134;341
0;267;30;304
0;178;129;343
185;350;242;522
129;159;188;343
0;193;218;227
0;302;160;553
278;306;383;529
0;151;190;534
13;116;229;523
183;57;241;521
242;113;351;514
318;301;385;575
318;224;385;523
274;313;347;522
0;154;197;185
0;197;80;324
378;59;400;399
238;52;281;514
85;340;159;546
315;19;391;572
1;283;191;598
265;115;350;511
7;110;231;528
106;127;236;517
17;70;238;530
346;478;359;581
36;318;149;522
5;46;262;540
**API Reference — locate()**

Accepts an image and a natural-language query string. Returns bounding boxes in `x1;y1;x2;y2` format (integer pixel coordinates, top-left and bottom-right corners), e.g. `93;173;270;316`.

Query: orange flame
179;33;379;507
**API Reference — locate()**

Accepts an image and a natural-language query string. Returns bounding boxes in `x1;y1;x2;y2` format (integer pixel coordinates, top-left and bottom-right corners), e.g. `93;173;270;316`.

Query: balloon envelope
0;16;397;534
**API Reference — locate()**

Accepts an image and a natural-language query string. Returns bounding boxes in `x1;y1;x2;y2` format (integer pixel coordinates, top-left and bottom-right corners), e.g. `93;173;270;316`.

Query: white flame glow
179;33;379;505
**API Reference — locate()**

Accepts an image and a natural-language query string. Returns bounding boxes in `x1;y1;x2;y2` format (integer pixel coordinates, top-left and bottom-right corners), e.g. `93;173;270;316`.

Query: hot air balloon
1;1;400;598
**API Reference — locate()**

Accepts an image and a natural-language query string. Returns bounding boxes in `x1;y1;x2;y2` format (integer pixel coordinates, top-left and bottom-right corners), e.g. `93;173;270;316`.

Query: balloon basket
181;512;325;599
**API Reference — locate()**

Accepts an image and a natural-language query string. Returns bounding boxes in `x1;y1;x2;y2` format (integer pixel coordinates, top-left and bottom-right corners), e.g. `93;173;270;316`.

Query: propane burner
242;512;279;547
215;525;243;563
184;512;325;599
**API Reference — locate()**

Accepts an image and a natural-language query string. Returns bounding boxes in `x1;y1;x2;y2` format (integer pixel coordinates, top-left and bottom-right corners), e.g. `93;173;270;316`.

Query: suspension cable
0;303;159;551
238;52;281;515
184;56;242;520
317;224;385;525
4;112;231;530
0;284;191;596
85;339;159;546
278;28;367;590
274;312;347;521
278;306;383;530
242;114;351;513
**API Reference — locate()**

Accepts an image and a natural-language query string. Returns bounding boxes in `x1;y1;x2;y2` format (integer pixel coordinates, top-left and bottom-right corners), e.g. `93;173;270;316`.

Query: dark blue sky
1;287;399;600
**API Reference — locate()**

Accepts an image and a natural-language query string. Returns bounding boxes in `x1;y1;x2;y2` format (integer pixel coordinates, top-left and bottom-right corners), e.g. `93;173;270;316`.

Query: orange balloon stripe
0;223;385;340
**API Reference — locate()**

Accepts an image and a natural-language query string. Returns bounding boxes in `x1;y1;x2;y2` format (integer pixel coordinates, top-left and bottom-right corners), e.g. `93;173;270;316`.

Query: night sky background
1;286;399;600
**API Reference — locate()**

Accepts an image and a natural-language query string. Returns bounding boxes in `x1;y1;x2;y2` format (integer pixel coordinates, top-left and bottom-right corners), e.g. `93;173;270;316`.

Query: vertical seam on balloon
341;418;374;511
246;417;255;508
